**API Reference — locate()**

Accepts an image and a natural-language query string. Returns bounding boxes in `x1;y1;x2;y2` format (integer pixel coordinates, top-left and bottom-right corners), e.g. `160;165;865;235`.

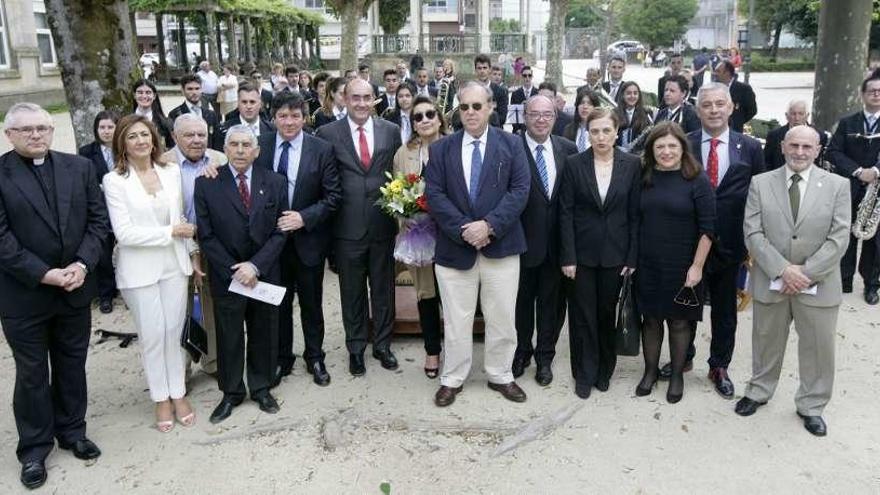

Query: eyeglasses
413;110;437;122
8;125;53;135
522;74;533;78
459;103;484;112
135;90;154;96
673;286;700;307
865;89;880;96
526;111;555;121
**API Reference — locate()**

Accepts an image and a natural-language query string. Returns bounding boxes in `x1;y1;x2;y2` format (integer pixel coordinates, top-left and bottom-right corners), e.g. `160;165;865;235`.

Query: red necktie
237;172;251;213
707;138;720;188
358;126;371;170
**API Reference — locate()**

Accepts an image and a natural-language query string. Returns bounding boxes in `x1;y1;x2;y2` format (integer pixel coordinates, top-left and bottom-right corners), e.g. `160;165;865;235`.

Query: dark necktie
277;141;291;177
789;173;802;221
469;141;482;204
237;172;251;213
707;138;720;188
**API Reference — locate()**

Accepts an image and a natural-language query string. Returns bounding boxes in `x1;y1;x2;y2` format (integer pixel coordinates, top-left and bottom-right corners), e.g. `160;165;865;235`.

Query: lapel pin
817;182;822;188
736;143;742;150
259;189;264;195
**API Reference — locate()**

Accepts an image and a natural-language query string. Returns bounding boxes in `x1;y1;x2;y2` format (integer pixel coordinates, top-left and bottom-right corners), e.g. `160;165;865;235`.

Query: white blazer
103;162;194;289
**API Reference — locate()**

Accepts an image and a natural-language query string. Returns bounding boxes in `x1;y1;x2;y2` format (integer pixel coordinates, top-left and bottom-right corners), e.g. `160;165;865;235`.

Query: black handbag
181;293;208;363
615;273;641;356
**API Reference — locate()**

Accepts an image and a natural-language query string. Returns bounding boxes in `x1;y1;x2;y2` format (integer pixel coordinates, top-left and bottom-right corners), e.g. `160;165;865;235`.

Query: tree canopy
378;0;409;34
618;0;698;48
128;0;324;25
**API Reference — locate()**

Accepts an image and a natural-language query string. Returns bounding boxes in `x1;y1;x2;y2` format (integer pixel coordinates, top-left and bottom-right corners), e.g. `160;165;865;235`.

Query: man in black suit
215;82;274;149
667;83;765;399
359;63;382;98
601;56;627;102
315;78;403;376
654;75;701;134
513;95;578;385
657;52;684;109
168;73;221;150
827;70;880;303
537;83;572;137
376;69;400;116
714;60;757;133
509;65;539;133
474;54;509;127
249;70;275;118
413;67;439;99
764;100;828;171
0;103;109;489
256;93;341;387
195;124;288;424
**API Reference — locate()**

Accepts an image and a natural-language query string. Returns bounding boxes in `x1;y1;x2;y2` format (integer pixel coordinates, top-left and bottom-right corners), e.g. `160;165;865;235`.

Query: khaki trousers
745;299;837;416
436;254;519;387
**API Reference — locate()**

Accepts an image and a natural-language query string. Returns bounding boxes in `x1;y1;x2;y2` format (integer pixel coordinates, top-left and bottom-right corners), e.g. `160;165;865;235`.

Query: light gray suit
743;165;850;415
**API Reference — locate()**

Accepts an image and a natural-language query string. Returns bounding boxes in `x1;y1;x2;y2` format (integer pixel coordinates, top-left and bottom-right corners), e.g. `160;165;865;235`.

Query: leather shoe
574;382;591;399
254;393;280;414
434;385;463;407
58;437;101;460
511;355;530;378
349;353;366;376
866;289;879;305
842;281;853;293
595;377;610;392
488;381;527;402
209;397;242;424
734;397;767;416
306;360;331;386
99;299;113;314
372;348;399;370
659;360;693;380
708;367;735;399
535;364;553;386
271;361;295;388
797;412;827;436
20;460;46;489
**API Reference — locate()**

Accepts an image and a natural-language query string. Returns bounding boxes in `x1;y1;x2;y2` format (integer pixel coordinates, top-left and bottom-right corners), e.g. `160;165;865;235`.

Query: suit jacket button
792;235;798;239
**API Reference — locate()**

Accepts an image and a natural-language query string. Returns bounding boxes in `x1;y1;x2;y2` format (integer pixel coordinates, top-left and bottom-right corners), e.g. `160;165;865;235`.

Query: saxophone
853;179;880;239
436;76;454;118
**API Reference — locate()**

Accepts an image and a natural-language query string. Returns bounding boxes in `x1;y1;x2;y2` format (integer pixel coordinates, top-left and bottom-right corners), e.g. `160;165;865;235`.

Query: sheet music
228;279;287;305
506;104;525;125
769;278;817;295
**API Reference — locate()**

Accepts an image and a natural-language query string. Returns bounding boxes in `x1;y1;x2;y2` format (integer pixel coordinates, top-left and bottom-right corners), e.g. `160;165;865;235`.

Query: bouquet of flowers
377;171;436;266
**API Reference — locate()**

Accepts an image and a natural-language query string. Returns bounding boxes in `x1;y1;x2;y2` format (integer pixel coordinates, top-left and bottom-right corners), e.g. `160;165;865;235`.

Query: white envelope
228;279;287;306
769;278;818;295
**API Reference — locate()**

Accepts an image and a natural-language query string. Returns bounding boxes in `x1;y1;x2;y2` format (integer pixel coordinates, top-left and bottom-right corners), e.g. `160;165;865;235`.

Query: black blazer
828;110;880;202
313;110;339;129
764;123;829;171
553;112;573;137
0;151;110;317
314;117;403;241
490;82;509;126
558;149;641;268
168;102;222;151
728;80;757;133
520;134;578;268
414;85;439;98
77;141;113;186
254;131;342;266
687;130;765;269
194;165;288;295
654;104;701;135
375;93;394;117
562;120;585;143
215;116;275;151
510;85;538;106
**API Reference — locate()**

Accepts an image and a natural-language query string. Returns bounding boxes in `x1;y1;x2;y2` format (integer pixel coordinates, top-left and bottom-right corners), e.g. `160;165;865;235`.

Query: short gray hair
786;99;809;113
457;81;493;103
173;112;208;133
3;102;52;130
524;94;556;113
696;82;731;105
223;124;258;147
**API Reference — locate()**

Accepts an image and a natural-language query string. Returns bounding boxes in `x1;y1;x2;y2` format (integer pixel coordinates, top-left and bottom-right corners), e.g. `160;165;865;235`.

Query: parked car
607;40;645;54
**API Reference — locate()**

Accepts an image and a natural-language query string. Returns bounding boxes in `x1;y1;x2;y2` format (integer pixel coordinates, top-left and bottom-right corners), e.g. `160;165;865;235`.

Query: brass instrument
621;111;656;154
595;87;618;109
436;76;457;120
850;132;880;240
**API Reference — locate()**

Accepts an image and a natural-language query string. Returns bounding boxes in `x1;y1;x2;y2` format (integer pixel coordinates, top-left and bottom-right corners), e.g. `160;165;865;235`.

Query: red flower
416;194;429;212
406;173;420;185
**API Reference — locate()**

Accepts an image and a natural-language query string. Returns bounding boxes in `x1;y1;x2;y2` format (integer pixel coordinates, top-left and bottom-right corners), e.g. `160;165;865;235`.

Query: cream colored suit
743;165;850;415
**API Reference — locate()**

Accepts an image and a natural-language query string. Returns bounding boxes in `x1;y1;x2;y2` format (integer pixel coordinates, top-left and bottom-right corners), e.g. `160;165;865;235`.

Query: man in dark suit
359;63;382;97
425;81;531;407
0;103;109;489
654;75;701;134
513;95;578;386
256;93;341;387
656;52;684;109
314;78;403;376
668;83;765;399
375;69;400;117
509;65;539;133
827;70;880;303
215;82;274;149
168;73;221;150
474;54;509;127
413;67;439;99
537;83;572;137
250;70;275;118
601;56;627;101
714;60;757;133
195;124;288;424
764;100;828;171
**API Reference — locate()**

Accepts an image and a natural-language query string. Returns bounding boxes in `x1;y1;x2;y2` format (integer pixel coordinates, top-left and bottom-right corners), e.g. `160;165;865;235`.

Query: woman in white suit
103;115;200;432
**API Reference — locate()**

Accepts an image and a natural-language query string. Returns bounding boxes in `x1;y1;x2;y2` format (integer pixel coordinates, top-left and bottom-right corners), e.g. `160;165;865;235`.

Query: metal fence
369;34;528;55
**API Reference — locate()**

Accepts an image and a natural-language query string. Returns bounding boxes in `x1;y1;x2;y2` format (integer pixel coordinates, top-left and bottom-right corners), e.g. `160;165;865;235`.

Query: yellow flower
388;179;404;194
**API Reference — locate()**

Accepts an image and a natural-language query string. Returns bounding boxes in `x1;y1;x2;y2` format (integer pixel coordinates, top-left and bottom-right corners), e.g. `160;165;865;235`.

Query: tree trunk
339;0;366;74
205;11;219;68
225;15;237;67
215;14;224;65
545;0;568;89
243;17;252;63
155;13;167;81
44;0;136;149
770;21;783;62
813;0;872;131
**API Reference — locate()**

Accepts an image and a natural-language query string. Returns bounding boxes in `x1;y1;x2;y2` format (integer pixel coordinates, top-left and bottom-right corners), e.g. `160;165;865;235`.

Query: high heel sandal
635;370;659;397
156;401;174;432
173;400;196;427
424;355;440;379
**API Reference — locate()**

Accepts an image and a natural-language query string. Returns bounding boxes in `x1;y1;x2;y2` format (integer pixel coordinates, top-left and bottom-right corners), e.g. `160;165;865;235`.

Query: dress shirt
274;131;304;206
347;116;374;158
242;117;261;137
198;70;219;94
665;105;682;123
785;164;812;205
525;133;557;197
101;144;114;170
608;80;622;99
135;107;153;121
386;94;396;109
175;147;210;224
461;126;489;191
333;106;347;120
399;111;411;144
187;101;203;117
416;85;431;96
701;128;731;184
576;125;591;151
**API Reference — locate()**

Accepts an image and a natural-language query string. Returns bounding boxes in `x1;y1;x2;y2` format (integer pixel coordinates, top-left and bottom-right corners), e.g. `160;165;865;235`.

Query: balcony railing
371;35;413;54
363;33;530;56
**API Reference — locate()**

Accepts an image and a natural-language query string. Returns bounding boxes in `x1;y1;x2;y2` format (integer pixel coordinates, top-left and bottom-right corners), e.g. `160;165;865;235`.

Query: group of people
0;50;872;490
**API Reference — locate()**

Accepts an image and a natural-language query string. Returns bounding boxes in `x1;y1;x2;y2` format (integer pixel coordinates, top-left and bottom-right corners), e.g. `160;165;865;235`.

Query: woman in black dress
559;107;641;399
636;121;715;403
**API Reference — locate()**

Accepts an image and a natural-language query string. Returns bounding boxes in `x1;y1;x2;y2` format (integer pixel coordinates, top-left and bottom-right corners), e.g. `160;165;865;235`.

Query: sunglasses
673;286;700;307
459;103;484;112
522;74;533;78
413;110;437;122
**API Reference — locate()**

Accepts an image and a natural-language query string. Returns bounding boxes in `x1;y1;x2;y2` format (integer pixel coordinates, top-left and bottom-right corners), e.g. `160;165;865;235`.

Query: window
33;1;56;66
0;1;9;67
426;0;458;14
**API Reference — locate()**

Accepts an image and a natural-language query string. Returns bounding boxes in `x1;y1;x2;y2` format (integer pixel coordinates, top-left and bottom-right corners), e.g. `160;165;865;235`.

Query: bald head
782;124;821;173
344;78;375;125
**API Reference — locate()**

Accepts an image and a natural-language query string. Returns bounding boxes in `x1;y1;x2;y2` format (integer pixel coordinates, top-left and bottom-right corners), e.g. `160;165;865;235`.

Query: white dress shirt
524;133;557;197
400;111;411;144
198;70;219;95
242;117;261;137
461;127;489;191
135;107;153;121
701;128;732;184
274;131;304;206
187;101;202;118
100;144;114;170
348;116;374;158
785;164;812;206
333;106;347;120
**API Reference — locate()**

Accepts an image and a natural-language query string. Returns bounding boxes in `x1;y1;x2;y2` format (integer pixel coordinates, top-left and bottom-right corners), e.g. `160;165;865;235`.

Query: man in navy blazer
255;92;341;387
425;81;531;407
194;124;288;424
670;82;765;399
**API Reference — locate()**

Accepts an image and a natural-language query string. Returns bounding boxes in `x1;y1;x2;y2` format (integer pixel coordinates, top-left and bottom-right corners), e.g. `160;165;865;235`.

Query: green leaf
380;482;391;495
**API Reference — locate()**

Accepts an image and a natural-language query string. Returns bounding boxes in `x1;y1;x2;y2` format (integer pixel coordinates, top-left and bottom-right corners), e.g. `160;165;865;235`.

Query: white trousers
121;275;189;402
436;254;520;387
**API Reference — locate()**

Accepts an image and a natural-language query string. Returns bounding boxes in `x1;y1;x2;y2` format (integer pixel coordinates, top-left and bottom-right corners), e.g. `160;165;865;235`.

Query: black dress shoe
99;299;113;314
307;361;331;386
488;381;527;402
254;393;280;414
595;376;610;392
58;437;101;460
708;367;735;399
659;360;693;380
735;397;767;416
574;382;592;399
866;289;879;305
511;355;530;378
271;361;295;388
209;397;242;424
20;460;47;489
434;385;463;407
372;348;399;370
349;353;366;376
842;281;853;293
636;369;659;397
535;364;553;386
797;412;827;436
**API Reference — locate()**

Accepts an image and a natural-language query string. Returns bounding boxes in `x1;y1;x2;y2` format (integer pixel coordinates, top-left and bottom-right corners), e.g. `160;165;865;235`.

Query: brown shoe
434;385;463;407
488;381;527;402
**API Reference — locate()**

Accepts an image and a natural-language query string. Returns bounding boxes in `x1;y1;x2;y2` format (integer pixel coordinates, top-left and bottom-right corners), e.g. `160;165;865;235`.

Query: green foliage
750;53;814;72
566;1;602;28
379;482;391;495
324;0;375;19
378;0;409;34
489;18;522;33
619;0;698;48
128;0;324;26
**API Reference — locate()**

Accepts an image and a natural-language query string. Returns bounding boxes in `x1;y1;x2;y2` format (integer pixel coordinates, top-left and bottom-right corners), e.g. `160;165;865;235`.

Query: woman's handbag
615;273;642;356
181;294;208;362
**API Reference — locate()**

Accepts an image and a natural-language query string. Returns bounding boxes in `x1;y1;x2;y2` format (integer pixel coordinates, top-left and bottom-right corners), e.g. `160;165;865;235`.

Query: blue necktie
277;140;290;177
535;144;549;196
577;127;587;152
469;140;482;205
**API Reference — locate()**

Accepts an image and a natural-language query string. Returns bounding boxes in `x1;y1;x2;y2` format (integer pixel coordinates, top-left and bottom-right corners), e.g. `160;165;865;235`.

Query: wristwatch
75;261;88;274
